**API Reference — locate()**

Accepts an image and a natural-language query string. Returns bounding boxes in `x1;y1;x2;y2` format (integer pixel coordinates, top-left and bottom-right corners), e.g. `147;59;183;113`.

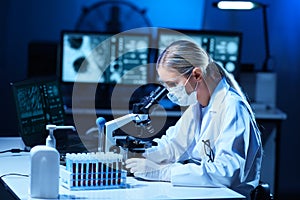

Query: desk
0;137;244;200
67;106;287;197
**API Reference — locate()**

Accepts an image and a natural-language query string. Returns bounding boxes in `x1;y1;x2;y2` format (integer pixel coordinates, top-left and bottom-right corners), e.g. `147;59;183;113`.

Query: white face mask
167;75;198;106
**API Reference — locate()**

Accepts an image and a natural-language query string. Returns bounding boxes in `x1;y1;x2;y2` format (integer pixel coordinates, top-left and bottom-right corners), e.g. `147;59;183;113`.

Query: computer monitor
11;78;65;147
59;30;151;85
156;29;242;78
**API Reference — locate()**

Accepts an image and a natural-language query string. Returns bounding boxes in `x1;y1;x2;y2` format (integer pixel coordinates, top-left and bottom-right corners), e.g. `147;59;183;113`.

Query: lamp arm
212;1;271;72
262;4;270;72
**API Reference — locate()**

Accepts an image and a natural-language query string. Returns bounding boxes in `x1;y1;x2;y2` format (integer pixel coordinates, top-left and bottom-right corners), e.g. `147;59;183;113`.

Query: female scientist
126;40;263;199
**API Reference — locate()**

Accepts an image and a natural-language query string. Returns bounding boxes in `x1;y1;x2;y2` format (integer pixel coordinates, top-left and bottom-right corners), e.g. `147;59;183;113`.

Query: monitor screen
11;78;65;147
156;29;242;78
60;30;151;85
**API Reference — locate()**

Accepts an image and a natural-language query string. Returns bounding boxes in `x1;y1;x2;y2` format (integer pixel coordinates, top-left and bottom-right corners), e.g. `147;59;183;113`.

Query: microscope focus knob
109;145;121;154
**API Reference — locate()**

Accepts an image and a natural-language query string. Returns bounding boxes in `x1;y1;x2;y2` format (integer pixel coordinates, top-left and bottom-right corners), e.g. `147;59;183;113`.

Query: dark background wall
1;0;299;198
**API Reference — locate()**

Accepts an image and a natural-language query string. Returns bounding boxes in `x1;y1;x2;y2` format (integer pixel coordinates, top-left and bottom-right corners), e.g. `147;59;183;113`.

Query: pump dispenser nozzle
46;124;76;148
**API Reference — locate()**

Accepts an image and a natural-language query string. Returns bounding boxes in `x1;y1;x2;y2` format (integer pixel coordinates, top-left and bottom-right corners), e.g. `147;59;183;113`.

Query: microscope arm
104;85;168;153
105;113;147;152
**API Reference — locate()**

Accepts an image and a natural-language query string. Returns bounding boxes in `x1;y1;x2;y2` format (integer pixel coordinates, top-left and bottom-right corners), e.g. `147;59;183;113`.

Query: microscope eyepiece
132;86;168;115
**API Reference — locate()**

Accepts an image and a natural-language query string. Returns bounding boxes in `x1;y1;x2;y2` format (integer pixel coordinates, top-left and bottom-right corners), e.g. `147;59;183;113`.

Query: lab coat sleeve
170;100;262;191
143;119;186;164
143;105;198;164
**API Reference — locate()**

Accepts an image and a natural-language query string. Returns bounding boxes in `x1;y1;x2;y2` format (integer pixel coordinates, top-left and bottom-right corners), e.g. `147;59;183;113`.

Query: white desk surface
0;137;245;200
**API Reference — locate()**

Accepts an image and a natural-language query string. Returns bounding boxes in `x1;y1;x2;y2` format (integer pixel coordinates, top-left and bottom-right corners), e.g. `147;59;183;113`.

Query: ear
192;67;202;81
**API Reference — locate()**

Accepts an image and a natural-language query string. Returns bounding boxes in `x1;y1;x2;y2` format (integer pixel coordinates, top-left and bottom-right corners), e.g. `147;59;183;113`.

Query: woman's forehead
157;67;180;81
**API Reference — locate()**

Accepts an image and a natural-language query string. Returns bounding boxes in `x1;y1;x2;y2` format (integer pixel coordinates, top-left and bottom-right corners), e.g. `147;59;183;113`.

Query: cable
0;149;29;154
0;173;29;179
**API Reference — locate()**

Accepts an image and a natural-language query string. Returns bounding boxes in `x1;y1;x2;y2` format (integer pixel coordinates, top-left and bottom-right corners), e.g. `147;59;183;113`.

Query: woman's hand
125;158;172;181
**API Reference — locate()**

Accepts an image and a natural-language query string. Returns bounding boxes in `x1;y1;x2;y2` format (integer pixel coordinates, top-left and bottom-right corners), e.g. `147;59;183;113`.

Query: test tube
96;117;106;152
78;154;82;187
82;154;86;186
117;154;122;185
108;154;112;186
103;154;108;186
113;155;117;185
89;153;96;187
65;153;73;187
92;153;97;186
74;155;79;187
96;152;103;186
87;153;91;186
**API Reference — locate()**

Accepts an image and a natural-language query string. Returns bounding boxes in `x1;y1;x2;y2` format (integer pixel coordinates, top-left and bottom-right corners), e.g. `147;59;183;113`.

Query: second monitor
156;29;242;78
60;30;151;85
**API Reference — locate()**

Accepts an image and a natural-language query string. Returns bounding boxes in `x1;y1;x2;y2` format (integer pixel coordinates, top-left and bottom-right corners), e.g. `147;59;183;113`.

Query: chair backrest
251;182;272;200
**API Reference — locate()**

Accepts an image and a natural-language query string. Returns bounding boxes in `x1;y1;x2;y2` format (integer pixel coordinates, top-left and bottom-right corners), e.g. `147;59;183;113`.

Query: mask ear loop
182;70;199;96
183;72;193;87
189;67;201;93
194;81;199;92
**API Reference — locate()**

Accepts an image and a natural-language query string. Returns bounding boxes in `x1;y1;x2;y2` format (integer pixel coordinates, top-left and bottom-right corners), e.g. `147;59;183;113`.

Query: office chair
251;182;273;200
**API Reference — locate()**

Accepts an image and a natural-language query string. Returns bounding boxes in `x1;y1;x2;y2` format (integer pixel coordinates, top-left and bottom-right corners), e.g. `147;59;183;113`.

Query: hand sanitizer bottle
29;124;75;198
29;145;59;199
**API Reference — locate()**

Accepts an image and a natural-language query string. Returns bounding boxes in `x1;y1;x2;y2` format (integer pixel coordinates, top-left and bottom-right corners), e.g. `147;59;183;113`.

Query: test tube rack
60;152;127;190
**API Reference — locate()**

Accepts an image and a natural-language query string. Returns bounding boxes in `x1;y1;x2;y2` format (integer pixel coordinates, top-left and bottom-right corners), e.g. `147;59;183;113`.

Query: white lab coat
143;78;262;199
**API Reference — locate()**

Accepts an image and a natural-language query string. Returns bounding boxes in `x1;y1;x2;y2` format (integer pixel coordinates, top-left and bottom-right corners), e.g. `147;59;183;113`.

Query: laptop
11;77;66;148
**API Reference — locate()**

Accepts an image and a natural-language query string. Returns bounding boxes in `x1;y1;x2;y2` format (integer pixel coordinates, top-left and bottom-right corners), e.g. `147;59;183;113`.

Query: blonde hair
157;40;209;76
157;39;257;122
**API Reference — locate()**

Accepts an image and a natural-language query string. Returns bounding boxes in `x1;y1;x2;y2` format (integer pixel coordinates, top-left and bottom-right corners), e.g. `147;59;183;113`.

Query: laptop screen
11;78;65;147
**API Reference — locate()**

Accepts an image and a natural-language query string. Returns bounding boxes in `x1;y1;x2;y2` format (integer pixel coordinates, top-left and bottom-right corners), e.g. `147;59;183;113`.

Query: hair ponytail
214;62;259;128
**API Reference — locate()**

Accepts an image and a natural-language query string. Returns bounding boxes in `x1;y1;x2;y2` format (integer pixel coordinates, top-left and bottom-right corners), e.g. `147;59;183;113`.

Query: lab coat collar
205;77;229;113
197;78;231;151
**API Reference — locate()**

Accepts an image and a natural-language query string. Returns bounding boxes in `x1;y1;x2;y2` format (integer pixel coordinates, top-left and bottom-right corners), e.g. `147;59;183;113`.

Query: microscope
99;85;168;157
